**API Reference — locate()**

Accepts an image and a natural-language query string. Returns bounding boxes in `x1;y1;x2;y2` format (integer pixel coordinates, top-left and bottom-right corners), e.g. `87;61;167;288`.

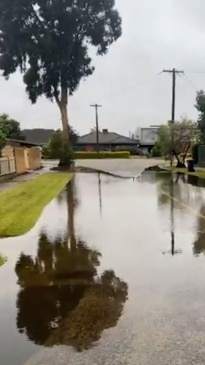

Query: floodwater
1;172;205;364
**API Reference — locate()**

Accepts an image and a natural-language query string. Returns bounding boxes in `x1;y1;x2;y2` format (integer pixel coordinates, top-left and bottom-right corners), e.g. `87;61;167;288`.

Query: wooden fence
1;146;41;176
0;157;16;176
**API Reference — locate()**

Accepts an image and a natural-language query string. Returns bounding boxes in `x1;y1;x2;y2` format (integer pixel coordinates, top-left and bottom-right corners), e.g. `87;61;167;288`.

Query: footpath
0;167;49;194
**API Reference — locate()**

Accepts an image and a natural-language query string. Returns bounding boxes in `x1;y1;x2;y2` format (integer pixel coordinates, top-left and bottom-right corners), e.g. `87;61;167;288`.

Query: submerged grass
164;166;205;179
0;172;73;237
0;254;7;266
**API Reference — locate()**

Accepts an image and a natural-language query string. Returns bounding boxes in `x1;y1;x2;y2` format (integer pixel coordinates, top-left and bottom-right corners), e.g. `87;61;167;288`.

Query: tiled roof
23;129;55;145
77;132;139;145
22;129;139;146
7;138;40;147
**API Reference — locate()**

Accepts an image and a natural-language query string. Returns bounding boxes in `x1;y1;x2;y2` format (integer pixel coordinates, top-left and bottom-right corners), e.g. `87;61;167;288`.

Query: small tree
0;0;122;166
158;118;198;167
43;127;78;160
0;128;6;157
195;90;205;143
151;142;162;157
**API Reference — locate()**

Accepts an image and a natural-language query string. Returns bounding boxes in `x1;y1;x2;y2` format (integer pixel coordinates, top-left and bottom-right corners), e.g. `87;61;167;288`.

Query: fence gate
0;157;16;176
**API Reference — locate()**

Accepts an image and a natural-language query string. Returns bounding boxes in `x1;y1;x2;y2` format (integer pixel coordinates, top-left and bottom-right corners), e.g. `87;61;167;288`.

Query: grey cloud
1;0;205;135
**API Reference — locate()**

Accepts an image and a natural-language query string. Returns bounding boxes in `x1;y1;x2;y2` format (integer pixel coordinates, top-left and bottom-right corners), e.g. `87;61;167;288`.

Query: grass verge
164;166;205;179
0;172;73;237
0;254;7;266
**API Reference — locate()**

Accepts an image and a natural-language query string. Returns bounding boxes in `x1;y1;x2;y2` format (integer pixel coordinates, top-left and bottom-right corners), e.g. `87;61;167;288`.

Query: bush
130;149;144;156
192;144;199;164
145;152;151;159
74;151;130;159
42;144;51;159
152;143;162;157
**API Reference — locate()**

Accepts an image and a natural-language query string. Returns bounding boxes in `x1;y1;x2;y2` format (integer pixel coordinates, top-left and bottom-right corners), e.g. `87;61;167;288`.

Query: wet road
43;158;162;177
1;172;205;364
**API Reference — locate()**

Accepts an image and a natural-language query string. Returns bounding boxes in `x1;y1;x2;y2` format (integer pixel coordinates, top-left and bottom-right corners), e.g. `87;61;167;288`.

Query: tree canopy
157;118;198;167
195;90;205;143
0;0;122;165
0;114;24;156
0;128;6;157
0;114;25;140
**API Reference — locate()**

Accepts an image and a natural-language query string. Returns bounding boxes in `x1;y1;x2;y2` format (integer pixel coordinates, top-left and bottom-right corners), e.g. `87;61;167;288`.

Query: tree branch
30;5;48;33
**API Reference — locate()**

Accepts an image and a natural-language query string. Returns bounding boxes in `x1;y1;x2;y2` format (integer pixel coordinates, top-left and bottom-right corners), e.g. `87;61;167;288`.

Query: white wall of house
136;127;159;145
141;127;158;144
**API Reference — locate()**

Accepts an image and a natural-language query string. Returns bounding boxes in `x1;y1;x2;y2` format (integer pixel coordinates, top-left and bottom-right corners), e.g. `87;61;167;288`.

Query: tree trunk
56;88;73;168
60;102;69;141
181;143;190;164
173;150;186;168
176;160;186;168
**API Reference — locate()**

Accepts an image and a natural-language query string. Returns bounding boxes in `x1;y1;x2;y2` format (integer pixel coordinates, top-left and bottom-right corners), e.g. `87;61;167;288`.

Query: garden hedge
74;151;130;159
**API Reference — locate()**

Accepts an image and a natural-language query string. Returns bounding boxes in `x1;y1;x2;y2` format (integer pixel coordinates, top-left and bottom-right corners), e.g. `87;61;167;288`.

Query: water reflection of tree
15;181;128;350
193;206;205;256
47;269;128;350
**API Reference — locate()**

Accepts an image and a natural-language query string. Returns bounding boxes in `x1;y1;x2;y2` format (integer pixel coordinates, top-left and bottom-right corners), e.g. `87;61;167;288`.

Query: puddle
1;172;205;365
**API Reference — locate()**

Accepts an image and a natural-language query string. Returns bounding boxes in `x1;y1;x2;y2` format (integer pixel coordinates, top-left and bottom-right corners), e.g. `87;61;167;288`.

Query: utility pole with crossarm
162;68;184;123
163;68;184;167
90;103;102;152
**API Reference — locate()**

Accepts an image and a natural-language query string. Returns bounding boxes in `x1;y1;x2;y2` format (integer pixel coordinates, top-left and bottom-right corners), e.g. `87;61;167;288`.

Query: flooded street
1;171;205;364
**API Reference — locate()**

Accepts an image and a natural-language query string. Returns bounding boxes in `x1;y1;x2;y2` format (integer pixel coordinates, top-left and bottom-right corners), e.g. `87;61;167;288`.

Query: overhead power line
180;74;199;92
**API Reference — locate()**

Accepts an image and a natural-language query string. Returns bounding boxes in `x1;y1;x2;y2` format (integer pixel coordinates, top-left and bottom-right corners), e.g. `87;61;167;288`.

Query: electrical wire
178;73;198;92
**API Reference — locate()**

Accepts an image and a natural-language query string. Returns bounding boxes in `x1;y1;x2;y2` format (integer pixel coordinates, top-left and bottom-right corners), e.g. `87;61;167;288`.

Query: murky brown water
1;172;205;365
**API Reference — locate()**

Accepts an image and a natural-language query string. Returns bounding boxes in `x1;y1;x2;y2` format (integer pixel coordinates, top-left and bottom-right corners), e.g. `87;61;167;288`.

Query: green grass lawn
164;166;205;178
0;172;73;237
0;254;7;266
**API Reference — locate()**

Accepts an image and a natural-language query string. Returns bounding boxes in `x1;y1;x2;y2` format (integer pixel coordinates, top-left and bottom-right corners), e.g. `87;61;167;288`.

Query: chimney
102;129;108;133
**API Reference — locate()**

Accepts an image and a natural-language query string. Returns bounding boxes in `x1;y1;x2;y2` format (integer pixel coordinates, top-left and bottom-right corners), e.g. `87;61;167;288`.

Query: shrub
74;151;130;159
152;143;162;157
42;144;51;159
130;149;144;156
145;152;151;159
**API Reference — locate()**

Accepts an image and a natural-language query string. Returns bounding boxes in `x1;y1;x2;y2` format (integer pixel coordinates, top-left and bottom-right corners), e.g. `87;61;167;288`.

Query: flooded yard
1;172;205;365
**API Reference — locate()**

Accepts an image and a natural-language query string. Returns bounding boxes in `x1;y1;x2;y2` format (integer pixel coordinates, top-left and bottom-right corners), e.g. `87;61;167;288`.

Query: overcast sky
1;0;205;136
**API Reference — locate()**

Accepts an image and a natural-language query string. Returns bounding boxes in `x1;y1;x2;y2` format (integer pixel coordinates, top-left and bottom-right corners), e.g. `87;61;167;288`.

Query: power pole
90;104;102;152
162;68;184;123
163;68;184;167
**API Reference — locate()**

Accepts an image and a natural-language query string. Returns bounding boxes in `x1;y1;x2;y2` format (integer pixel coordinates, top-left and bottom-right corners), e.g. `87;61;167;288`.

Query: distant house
6;138;40;148
23;129;55;146
136;126;160;153
77;129;140;151
21;128;140;152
